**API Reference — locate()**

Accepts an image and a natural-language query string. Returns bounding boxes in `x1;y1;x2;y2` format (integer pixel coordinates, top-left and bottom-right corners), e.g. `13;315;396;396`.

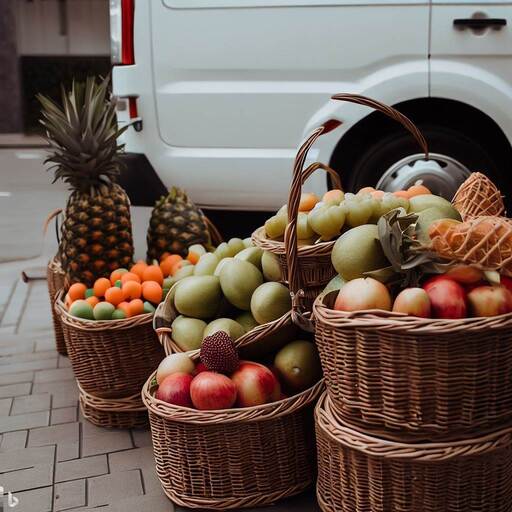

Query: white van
111;0;512;211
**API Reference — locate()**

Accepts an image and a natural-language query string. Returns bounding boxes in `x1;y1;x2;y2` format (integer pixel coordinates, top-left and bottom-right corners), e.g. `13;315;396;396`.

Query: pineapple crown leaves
37;75;128;194
365;208;450;288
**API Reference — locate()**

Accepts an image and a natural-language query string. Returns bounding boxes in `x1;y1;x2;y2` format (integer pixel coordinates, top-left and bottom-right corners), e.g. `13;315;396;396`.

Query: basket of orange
55;260;167;428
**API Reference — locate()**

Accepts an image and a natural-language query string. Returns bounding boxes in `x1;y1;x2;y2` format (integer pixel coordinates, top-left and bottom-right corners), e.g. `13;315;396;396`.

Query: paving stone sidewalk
0;274;318;512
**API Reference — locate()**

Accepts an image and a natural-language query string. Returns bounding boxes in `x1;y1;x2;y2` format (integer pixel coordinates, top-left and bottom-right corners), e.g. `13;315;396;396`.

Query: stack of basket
310;96;512;512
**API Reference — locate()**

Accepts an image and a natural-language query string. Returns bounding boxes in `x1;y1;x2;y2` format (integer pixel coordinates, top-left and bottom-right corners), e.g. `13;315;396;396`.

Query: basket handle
331;93;429;159
284;120;342;331
202;214;224;247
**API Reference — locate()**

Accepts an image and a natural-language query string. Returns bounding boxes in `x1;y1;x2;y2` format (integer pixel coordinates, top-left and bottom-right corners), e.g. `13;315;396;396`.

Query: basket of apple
54;263;169;428
142;330;323;509
252;94;429;317
313;172;512;442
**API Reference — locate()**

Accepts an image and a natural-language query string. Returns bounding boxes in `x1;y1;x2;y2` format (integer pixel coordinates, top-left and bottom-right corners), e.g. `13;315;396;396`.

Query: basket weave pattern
452;172;505;220
316;393;512;512
313;291;512;441
56;291;164;398
46;257;66;355
143;372;323;509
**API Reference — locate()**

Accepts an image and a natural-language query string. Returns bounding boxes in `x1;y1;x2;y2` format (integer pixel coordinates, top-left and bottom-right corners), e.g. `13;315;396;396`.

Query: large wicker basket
55;290;165;428
154;282;298;358
313;290;512;442
46;257;66;355
142;368;323;509
316;392;512;512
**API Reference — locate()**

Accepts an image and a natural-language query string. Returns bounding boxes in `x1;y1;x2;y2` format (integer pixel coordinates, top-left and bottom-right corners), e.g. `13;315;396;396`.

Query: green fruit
85;288;94;298
194;253;219;276
408;194;462;220
297;212;315;240
265;215;287;239
243;237;253;248
345;199;372;227
323;275;346;295
114;280;122;288
261;251;282;282
173;265;195;282
93;302;115;320
415;207;461;243
174;276;222;319
309;204;345;240
215;242;234;259
239;323;298;359
228;237;245;255
163;277;174;289
332;224;389;281
214;257;234;277
203;318;245;341
112;309;127;320
69;300;94;320
235;247;263;269
143;301;156;314
250;282;291;324
274;340;322;392
235;311;259;332
171;315;207;351
219;259;263;310
277;204;288;217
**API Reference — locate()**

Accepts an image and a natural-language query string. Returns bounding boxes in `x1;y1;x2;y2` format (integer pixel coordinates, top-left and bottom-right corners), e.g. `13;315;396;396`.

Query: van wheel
343;125;503;201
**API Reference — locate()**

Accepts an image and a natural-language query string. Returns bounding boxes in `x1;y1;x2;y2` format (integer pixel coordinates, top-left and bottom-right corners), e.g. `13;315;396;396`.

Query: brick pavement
0;275;319;511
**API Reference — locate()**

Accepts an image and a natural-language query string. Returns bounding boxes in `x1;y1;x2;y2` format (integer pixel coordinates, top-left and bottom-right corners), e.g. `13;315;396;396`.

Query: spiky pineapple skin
146;187;211;261
60;184;133;285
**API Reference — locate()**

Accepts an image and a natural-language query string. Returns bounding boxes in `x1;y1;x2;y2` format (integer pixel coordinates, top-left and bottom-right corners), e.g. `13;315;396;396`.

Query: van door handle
454;18;507;30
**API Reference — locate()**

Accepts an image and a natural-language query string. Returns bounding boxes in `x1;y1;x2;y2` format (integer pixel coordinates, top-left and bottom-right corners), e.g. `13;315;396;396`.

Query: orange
130;261;148;279
110;268;128;285
393;190;411;199
93;277;111;297
370;190;385;199
160;255;182;277
160;252;171;262
298;192;319;212
187;251;201;265
128;298;144;317
68;283;87;301
122;280;142;300
121;272;141;284
86;296;100;307
358;186;376;195
142;281;163;304
104;286;124;306
322;189;344;203
117;301;132;317
170;259;190;276
407;184;431;197
142;265;164;285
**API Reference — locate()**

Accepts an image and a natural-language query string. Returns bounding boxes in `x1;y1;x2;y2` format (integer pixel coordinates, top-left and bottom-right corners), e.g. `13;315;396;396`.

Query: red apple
423;276;467;319
467;285;512;317
155;372;193;407
194;362;208;375
392;288;431;318
334;278;392;312
190;371;237;410
500;276;512;295
231;361;281;408
445;265;484;284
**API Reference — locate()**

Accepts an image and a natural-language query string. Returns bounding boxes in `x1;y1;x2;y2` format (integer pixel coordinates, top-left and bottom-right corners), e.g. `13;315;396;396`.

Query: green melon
235;247;263;269
171;315;207;351
203;318;245;341
219;259;263;310
174;276;222;319
93;302;115;320
69;300;94;320
250;282;291;324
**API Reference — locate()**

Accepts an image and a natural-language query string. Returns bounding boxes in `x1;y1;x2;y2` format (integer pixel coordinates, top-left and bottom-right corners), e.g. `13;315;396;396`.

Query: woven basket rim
313;290;512;332
48;256;64;274
252;226;335;257
316;393;512;460
142;370;324;424
55;289;153;331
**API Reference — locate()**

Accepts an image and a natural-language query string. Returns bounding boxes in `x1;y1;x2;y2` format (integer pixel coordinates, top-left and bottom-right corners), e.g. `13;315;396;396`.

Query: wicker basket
313;290;512;442
55;290;164;427
316;392;512;512
46;257;66;355
142;368;324;509
154;281;299;359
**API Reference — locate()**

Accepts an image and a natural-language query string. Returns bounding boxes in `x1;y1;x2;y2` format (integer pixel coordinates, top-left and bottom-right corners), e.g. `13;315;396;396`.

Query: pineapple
38;76;134;286
146;187;211;261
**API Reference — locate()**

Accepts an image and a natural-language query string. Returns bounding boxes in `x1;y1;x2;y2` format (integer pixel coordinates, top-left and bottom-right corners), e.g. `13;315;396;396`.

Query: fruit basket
142;365;324;509
315;392;512;512
55;289;165;428
46;256;66;355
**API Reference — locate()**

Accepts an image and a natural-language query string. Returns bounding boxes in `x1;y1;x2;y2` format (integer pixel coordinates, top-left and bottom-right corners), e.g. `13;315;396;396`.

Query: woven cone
429;216;512;275
452;172;505;220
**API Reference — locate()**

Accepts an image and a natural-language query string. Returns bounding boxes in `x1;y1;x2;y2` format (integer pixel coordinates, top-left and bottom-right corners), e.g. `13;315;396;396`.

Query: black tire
341;124;506;202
